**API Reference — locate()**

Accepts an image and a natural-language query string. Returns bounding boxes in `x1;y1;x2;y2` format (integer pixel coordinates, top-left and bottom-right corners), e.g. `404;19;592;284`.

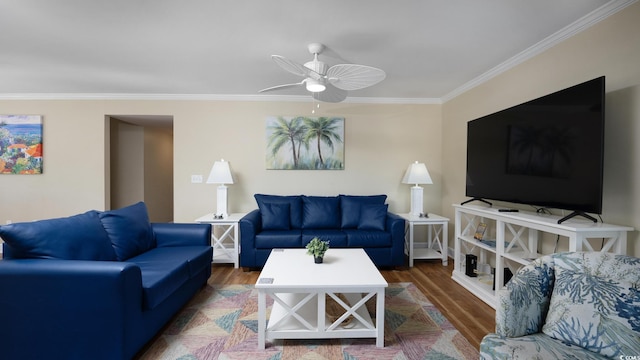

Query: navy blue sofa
0;202;213;360
240;194;405;268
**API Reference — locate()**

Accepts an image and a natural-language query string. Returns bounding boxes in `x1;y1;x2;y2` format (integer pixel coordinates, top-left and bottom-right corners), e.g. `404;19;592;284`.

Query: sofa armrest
239;210;261;264
152;222;212;247
495;256;555;337
239;209;261;243
0;259;143;359
386;212;405;232
386;212;406;265
386;212;405;241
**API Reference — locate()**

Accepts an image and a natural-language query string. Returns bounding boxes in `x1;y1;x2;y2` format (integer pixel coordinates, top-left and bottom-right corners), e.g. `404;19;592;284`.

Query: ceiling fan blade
271;55;310;77
326;64;386;91
259;81;305;93
312;84;348;103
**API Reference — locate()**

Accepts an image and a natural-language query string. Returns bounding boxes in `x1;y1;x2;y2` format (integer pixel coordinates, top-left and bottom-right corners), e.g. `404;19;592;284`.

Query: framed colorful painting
266;116;344;170
0;115;43;174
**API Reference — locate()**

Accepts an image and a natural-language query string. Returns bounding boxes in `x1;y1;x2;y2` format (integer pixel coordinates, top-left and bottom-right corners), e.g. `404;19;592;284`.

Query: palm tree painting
266;116;344;170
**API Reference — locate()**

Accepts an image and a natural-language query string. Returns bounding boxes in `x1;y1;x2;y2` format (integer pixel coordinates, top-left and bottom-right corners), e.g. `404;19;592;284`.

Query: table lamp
206;159;234;218
402;161;433;217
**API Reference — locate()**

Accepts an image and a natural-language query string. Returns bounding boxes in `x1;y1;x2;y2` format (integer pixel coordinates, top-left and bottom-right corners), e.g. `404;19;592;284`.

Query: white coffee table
255;248;388;349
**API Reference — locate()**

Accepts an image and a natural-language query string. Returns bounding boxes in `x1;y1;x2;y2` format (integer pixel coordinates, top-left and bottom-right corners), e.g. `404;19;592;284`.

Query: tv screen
465;76;605;218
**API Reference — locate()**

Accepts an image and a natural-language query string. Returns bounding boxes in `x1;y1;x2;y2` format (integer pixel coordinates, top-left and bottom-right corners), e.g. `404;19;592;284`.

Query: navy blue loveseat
0;202;212;360
240;194;405;268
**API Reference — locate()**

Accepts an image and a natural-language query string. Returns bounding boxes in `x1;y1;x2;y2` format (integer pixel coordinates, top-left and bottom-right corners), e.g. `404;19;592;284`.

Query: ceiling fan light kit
259;42;386;102
305;78;326;92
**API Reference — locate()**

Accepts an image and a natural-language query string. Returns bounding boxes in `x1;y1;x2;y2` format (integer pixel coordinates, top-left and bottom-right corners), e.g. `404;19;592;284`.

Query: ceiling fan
259;43;386;103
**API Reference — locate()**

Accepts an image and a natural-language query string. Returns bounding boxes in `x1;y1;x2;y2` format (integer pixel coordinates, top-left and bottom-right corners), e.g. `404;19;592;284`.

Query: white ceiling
0;0;634;103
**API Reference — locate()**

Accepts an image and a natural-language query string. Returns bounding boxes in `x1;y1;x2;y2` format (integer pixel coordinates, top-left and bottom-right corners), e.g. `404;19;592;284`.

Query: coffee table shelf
267;292;377;337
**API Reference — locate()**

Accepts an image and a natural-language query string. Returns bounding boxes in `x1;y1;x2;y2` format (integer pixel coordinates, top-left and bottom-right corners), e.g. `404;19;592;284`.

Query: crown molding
441;0;638;103
0;92;440;104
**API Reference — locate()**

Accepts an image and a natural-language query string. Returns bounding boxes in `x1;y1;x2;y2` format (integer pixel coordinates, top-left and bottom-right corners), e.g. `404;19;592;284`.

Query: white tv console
452;204;634;309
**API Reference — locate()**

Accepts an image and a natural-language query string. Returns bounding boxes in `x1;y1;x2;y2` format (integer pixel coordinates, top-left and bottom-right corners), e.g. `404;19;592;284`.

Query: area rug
139;282;479;360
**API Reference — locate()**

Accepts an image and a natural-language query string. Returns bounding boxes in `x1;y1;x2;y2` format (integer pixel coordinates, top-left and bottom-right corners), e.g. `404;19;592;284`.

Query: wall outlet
191;175;203;183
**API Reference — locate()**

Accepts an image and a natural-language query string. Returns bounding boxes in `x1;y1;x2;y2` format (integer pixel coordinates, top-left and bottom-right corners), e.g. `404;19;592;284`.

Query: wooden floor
209;259;496;349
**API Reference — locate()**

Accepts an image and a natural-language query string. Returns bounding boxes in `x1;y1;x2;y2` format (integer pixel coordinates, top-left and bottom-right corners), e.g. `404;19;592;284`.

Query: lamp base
216;185;229;218
410;186;423;217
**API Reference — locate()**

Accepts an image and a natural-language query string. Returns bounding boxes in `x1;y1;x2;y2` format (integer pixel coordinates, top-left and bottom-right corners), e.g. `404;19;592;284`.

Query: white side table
195;213;246;268
398;213;450;267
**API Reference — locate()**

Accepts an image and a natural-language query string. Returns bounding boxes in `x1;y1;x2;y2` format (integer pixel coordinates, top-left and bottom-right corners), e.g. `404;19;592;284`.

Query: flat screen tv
464;76;605;223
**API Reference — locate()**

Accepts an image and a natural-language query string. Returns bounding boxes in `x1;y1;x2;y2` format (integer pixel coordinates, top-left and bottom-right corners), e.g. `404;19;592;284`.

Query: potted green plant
306;237;330;263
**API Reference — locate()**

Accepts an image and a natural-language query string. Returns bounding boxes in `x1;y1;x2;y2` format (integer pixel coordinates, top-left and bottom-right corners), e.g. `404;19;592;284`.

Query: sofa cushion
345;230;392;247
127;248;191;310
358;204;388;231
302;230;348;247
140;246;213;278
255;230;302;249
260;202;290;230
542;265;640;357
255;194;303;229
340;195;387;228
302;195;341;229
0;210;116;260
99;202;155;261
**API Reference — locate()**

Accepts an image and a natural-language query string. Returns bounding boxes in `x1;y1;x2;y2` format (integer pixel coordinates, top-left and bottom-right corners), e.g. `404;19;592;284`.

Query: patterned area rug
139;282;479;360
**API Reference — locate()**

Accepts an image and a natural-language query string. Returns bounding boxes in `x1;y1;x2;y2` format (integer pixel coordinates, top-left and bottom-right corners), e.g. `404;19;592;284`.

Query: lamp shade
206;159;234;184
402;161;433;186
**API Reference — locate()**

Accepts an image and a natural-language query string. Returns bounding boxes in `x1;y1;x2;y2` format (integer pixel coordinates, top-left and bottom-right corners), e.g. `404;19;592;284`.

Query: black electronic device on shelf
465;254;478;277
493;268;514;290
463;76;605;224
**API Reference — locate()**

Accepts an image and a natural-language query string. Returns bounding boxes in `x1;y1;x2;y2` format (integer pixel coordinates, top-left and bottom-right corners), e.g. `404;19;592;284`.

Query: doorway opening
106;115;173;222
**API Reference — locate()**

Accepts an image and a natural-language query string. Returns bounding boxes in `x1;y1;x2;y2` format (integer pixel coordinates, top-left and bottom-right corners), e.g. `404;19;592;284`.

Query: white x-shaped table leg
325;292;375;331
268;292;316;330
212;225;234;258
258;291;316;349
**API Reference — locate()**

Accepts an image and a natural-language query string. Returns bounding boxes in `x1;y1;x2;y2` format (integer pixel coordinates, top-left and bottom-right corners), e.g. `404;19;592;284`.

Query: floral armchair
480;252;640;359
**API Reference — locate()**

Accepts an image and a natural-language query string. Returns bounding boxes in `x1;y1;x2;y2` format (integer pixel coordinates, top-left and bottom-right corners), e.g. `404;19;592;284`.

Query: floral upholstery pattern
480;252;640;359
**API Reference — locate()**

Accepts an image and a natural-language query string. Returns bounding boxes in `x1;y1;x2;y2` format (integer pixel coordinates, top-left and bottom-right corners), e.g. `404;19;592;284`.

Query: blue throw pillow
0;210;116;260
302;196;341;229
340;195;387;228
254;194;303;229
358;204;388;231
260;202;290;230
99;201;155;261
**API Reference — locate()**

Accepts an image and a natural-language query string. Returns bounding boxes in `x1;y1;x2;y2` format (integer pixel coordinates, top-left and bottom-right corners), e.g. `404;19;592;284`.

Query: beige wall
0;101;108;221
174;101;442;222
0;100;441;225
442;2;640;256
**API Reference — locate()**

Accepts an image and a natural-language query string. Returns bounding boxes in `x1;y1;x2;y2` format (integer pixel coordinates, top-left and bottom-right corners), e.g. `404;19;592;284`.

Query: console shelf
452;204;633;308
